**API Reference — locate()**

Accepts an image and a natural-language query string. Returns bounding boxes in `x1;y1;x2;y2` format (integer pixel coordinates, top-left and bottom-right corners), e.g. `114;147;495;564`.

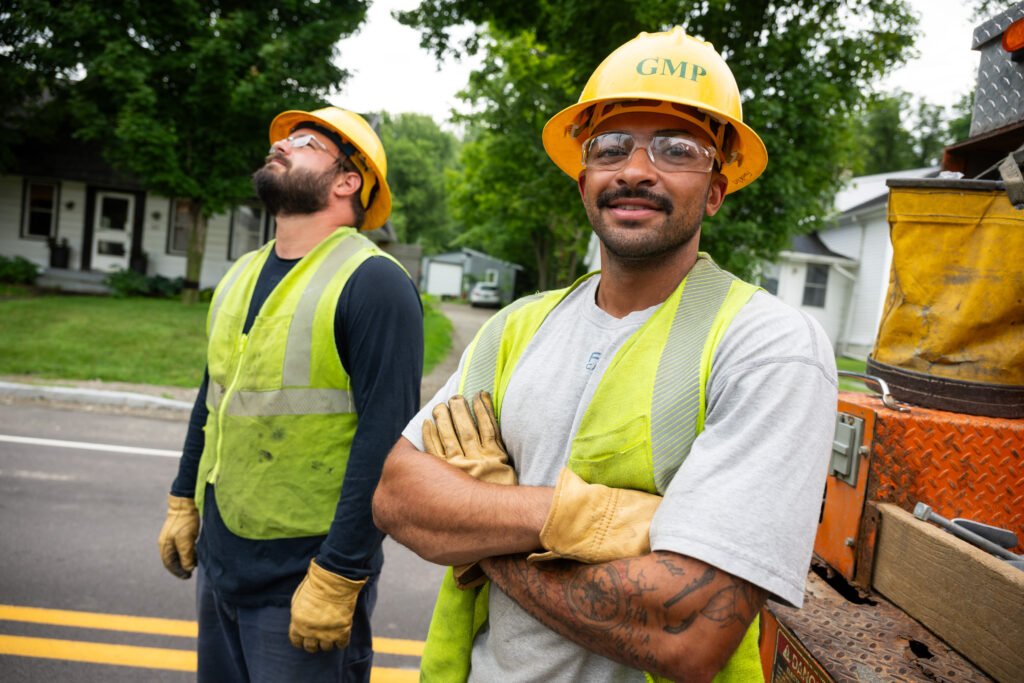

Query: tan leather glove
289;559;367;653
158;494;199;579
423;392;517;486
422;391;516;588
528;467;661;564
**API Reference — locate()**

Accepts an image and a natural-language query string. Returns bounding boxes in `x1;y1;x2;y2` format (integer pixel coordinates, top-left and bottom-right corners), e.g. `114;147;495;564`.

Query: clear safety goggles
581;132;717;173
269;133;333;156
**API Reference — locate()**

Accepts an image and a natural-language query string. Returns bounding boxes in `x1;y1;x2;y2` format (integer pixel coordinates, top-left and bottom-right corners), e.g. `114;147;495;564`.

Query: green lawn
0;292;453;388
422;296;453;374
837;356;869;392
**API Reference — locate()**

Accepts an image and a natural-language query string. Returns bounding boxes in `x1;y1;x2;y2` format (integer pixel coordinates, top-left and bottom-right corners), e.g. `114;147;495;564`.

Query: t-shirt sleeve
649;291;838;607
401;355;466;451
315;256;424;578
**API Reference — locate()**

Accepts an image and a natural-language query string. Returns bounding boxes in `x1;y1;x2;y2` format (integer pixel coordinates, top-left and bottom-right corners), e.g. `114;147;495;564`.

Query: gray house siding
421;248;522;304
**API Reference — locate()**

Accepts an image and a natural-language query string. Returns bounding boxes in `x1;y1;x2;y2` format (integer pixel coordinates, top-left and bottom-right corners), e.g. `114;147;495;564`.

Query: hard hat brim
542;95;768;194
270;109;392;231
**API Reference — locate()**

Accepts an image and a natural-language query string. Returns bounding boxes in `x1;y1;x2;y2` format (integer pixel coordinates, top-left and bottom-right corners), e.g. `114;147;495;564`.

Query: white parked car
469;282;502;307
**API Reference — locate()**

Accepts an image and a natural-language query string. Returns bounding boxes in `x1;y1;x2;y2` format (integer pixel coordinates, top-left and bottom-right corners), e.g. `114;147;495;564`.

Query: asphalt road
0;301;495;681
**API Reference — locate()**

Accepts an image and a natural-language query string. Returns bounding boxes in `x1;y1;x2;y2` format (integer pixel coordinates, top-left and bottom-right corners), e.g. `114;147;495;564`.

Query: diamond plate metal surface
841;392;1024;551
768;570;991;682
970;3;1024;136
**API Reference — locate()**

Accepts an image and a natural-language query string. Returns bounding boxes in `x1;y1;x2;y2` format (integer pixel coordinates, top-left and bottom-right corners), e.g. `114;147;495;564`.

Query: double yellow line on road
0;604;422;681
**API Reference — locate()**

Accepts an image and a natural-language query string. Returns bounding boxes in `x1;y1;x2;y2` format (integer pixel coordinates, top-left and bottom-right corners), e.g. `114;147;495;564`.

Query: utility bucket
867;178;1024;418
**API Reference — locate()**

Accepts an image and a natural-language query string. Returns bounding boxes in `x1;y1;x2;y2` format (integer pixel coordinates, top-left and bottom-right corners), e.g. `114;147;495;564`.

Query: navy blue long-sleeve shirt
171;250;423;606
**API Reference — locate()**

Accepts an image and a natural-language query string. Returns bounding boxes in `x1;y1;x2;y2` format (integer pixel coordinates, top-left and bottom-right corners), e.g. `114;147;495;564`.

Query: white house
758;232;858;351
1;156;417;293
804;166;938;359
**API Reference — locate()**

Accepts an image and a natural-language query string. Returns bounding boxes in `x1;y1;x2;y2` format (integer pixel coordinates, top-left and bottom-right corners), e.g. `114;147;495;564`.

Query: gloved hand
289;559;366;653
158;494;199;579
422;391;516;588
423;392;517;486
528;467;662;564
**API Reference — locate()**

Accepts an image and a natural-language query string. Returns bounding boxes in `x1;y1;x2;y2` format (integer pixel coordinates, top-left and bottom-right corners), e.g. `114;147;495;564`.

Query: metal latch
831;413;865;486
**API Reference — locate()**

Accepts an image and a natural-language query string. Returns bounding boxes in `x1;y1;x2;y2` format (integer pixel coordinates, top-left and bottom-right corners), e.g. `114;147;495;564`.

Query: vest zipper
209;333;248;484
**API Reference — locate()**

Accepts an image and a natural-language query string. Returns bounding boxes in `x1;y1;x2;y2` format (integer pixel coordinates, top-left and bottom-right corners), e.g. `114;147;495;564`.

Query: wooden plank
872;503;1024;683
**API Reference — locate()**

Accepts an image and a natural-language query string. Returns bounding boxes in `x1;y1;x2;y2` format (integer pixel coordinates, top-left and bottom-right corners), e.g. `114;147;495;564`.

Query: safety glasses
582;132;716;173
269;134;334;156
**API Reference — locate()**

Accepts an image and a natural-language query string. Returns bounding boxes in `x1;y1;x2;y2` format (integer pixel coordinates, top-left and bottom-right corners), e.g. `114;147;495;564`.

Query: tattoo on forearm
661;566;714;634
663;567;714;608
565;564;625;628
486;552;766;676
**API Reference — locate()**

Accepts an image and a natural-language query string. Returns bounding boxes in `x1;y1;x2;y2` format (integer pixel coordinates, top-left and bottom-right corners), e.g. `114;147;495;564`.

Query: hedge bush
0;255;40;285
103;268;185;299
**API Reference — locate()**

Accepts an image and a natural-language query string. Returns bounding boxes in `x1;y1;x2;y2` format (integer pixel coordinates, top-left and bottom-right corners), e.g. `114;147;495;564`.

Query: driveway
420;301;496;405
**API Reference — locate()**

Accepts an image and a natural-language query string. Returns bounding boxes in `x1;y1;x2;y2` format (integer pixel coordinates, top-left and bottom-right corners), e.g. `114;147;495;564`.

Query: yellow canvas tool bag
867;177;1024;418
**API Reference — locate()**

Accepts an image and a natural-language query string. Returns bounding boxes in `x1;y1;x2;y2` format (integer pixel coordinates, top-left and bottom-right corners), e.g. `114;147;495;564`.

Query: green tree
914;99;955;167
848;92;919;174
947;92;974;144
379;112;460;252
964;0;1013;21
846;90;977;176
447;33;590;290
399;0;919;277
2;0;368;303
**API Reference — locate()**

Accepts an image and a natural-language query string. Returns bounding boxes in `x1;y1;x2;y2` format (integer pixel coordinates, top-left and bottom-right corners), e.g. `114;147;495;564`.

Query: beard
252;155;335;216
585;185;707;261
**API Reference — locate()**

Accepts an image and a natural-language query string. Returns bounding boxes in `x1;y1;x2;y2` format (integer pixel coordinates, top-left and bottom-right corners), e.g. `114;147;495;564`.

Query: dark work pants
195;564;378;683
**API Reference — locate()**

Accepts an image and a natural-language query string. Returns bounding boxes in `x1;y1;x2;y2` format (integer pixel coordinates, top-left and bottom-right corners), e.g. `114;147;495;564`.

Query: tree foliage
964;0;1014;21
2;0;369;302
378;112;460;253
400;0;919;278
846;90;975;176
447;33;589;290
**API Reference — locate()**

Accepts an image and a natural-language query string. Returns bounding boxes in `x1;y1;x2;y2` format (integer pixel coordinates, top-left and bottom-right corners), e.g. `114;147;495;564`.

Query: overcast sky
330;0;984;127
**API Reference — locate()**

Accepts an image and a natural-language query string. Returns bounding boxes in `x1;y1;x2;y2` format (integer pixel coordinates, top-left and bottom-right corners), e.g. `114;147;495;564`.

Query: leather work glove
289;559;367;653
422;391;517;487
422;391;516;588
528;467;662;564
158;494;199;579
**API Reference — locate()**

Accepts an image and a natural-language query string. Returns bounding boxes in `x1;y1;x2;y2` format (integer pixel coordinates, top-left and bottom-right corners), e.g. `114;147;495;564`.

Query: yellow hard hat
269;107;392;230
543;28;767;194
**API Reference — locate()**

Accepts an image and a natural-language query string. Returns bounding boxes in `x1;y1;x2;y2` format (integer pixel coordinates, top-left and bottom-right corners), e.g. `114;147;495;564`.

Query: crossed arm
372;437;766;682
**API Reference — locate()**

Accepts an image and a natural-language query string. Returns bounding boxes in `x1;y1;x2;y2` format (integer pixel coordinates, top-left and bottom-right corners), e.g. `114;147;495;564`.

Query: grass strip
1;293;454;387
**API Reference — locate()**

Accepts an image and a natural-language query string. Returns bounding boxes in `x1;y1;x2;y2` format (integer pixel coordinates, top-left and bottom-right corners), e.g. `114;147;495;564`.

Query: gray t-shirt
403;275;838;682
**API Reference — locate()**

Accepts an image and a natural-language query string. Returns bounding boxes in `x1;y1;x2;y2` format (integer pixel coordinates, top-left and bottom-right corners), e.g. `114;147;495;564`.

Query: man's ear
704;173;729;216
577;170;588;199
333;171;362;200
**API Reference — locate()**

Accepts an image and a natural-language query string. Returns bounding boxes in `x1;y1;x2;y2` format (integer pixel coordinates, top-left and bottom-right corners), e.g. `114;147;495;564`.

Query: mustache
595;186;673;213
265;152;290;168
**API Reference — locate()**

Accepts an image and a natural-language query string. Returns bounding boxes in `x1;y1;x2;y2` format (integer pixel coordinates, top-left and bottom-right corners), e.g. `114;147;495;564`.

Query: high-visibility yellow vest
421;254;763;683
195;227;406;540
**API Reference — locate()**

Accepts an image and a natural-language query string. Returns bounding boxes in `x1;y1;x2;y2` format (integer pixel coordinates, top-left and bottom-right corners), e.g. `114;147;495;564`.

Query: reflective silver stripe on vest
208;250;260;337
208;382;225;411
227;387;355;416
282;235;368;388
461;294;545;399
650;257;736;492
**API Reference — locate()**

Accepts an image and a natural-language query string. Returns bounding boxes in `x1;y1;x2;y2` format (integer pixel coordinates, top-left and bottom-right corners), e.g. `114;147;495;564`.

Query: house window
802;264;829;308
168;199;191;255
485;268;499;283
22;181;59;239
229;203;265;260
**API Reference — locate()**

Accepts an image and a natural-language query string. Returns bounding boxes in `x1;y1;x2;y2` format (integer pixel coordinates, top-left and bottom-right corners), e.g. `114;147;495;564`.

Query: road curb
0;381;193;413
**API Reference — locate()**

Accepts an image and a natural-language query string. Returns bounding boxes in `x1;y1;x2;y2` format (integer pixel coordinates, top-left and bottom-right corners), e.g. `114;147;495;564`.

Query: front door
91;191;135;272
